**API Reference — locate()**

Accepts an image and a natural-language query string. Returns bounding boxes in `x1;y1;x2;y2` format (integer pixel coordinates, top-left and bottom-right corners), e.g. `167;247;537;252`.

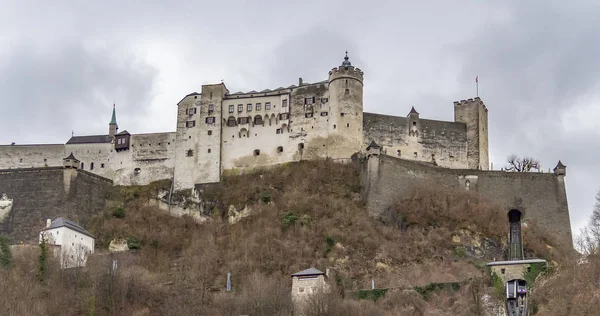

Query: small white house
39;217;95;268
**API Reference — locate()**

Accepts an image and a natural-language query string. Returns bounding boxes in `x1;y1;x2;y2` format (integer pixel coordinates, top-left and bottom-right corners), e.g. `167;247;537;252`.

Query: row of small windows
225;100;288;114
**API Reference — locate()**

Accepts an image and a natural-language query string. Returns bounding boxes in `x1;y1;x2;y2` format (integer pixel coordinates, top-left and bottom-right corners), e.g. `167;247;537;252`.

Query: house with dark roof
39;217;95;268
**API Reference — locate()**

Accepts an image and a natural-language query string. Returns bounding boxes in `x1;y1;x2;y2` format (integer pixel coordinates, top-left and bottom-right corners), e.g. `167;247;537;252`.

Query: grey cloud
0;42;158;144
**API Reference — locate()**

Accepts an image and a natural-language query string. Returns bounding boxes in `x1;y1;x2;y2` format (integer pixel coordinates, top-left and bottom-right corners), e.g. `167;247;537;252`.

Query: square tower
454;97;489;170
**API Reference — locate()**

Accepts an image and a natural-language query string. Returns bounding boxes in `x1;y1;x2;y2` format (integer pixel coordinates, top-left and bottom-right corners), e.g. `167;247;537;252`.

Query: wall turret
109;104;118;137
454;97;489;170
327;52;364;160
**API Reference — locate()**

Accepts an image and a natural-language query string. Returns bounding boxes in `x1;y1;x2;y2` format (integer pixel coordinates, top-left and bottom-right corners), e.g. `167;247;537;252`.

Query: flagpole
476;75;479;97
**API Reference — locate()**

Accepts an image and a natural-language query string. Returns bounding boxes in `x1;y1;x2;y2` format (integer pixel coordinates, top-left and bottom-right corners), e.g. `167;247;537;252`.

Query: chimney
299;77;303;86
46;218;52;228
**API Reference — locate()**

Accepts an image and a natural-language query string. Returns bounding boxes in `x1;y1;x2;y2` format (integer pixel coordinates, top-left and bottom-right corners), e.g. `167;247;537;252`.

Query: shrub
112;207;125;218
281;212;297;230
127;237;142;250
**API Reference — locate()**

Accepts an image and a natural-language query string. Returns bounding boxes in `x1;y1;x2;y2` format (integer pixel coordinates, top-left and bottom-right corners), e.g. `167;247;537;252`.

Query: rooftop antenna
475;75;479;97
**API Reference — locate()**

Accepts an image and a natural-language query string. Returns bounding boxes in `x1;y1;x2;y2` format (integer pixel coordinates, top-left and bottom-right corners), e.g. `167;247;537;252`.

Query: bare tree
504;154;540;172
576;190;600;255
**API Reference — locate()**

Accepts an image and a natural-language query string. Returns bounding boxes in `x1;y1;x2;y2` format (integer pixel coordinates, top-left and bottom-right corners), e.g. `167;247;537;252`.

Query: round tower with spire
327;52;364;159
109;104;118;137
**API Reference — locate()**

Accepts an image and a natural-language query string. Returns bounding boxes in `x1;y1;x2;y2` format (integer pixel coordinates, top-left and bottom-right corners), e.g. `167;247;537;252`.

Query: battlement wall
0;144;65;169
363;113;469;169
0;167;112;243
363;154;572;246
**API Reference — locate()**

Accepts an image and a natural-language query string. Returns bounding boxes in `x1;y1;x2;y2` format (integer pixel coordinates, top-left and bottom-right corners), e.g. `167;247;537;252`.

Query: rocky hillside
0;160;571;315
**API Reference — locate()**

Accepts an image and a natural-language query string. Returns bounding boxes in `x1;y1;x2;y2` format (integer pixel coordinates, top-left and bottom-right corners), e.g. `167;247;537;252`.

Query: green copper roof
109;104;117;125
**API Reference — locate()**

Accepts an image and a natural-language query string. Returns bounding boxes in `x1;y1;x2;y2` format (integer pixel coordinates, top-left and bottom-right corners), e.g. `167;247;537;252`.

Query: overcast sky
1;0;598;239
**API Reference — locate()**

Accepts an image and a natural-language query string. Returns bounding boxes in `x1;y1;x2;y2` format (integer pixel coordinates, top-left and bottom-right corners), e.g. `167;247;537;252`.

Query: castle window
238;117;249;125
44;158;47;162
279;113;289;120
346;123;349;127
340;113;345;117
186;120;196;128
101;163;105;168
227;116;237;127
187;149;193;157
413;152;417;158
208;149;211;153
238;104;243;113
305;112;313;118
210;92;213;98
277;146;283;153
256;103;261;111
321;112;328;116
397;150;401;156
208;104;214;115
208;130;213;135
333;124;336;129
205;117;215;124
501;268;506;274
282;99;288;107
229;105;234;113
345;89;349;94
345;79;348;85
194;95;197;99
247;103;252;112
19;159;22;163
81;162;84;169
321;98;328;103
265;102;271;110
90;162;94;170
134;168;141;174
413;121;416;126
253;149;260;156
298;143;304;150
254;115;263;125
276;128;282;134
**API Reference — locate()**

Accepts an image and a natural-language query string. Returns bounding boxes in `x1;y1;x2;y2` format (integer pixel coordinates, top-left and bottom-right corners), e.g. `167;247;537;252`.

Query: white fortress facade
0;54;489;191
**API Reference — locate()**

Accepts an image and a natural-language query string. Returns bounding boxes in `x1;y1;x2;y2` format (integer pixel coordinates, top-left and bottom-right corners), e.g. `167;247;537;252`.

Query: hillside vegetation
0;160;576;315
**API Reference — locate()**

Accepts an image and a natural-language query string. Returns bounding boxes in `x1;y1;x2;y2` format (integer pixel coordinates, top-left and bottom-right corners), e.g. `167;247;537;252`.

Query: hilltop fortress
0;53;573;245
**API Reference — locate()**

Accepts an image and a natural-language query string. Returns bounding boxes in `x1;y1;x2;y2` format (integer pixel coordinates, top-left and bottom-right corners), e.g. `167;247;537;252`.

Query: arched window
227;116;237;127
81;162;84;169
90;162;94;170
254;115;263;126
277;146;283;153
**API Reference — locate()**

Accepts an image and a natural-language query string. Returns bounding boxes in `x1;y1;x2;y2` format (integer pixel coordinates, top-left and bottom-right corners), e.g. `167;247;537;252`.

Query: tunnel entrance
508;209;524;261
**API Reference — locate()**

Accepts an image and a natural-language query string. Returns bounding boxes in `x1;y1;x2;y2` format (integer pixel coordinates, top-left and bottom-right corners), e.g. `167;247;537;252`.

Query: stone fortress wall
0;167;112;242
360;150;572;247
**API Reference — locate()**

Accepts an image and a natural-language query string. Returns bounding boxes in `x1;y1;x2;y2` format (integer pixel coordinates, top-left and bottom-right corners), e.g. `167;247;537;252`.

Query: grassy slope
0;160;567;315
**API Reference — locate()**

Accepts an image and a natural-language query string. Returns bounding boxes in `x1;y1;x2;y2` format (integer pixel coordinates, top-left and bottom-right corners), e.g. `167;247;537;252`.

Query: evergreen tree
0;237;11;268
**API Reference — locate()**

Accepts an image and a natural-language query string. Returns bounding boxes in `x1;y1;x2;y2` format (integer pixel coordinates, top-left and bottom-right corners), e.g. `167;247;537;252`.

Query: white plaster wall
0;144;65;169
40;226;95;268
111;132;176;186
65;143;114;177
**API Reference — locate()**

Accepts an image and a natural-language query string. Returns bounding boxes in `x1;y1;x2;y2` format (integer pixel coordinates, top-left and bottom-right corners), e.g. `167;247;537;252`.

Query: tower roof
341;51;352;67
366;140;381;150
408;106;419;115
63;152;79;162
109;104;117;125
291;267;325;277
